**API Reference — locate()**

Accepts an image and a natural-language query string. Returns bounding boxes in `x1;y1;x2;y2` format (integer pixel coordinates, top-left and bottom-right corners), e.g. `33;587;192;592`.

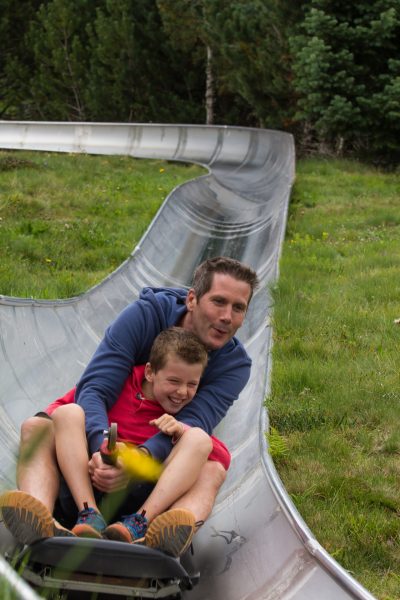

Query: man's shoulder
139;286;188;306
208;337;251;369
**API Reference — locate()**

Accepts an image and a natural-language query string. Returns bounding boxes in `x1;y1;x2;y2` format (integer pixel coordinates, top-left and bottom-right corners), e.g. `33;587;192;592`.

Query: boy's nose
176;383;188;397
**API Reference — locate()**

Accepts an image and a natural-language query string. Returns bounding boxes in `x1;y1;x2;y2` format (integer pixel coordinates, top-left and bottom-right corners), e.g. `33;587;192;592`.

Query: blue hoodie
75;287;251;461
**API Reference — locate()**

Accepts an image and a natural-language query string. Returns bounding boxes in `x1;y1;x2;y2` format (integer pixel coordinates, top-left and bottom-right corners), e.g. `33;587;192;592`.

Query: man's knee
203;460;227;491
20;417;54;460
20;415;54;444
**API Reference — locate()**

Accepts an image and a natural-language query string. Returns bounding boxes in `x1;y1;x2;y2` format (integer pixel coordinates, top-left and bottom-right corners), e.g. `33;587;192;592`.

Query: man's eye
234;304;246;312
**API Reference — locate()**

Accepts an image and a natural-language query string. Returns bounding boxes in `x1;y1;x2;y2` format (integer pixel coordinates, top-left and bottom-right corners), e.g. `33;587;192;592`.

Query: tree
86;0;203;122
211;0;300;129
0;0;45;118
157;0;216;123
26;0;97;120
290;0;400;159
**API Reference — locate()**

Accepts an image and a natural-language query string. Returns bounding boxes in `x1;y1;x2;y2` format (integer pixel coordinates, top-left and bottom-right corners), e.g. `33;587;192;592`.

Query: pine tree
26;0;97;120
86;0;203;122
0;0;44;118
212;0;300;129
291;0;400;159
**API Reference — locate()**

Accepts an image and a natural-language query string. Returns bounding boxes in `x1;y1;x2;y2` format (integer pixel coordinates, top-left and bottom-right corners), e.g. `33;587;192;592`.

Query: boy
1;328;230;557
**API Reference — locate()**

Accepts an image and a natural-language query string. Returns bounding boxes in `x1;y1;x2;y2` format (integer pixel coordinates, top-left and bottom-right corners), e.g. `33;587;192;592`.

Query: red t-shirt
45;365;231;469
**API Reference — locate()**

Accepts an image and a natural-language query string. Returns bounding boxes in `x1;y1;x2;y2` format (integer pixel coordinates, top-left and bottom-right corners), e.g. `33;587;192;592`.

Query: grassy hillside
268;158;400;600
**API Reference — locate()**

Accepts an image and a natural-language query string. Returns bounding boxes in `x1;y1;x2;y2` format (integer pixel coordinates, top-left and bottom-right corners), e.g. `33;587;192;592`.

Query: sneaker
145;508;196;557
0;490;75;545
72;503;106;539
103;511;148;543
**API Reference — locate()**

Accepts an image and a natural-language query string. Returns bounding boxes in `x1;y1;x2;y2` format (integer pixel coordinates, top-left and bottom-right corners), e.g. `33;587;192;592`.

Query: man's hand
88;445;129;492
150;414;185;439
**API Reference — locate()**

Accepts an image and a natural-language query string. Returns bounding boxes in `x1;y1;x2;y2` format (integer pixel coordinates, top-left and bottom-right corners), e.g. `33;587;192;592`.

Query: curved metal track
0;122;375;599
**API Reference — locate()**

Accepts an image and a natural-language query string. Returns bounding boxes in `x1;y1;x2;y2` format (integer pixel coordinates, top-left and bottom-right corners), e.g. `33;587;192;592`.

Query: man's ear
186;288;196;311
144;362;154;382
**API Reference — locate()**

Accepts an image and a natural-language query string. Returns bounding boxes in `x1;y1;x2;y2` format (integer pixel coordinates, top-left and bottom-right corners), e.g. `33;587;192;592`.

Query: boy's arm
142;352;251;461
150;414;186;442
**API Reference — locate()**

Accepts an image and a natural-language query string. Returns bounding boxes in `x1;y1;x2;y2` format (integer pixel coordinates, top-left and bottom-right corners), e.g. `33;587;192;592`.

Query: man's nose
219;305;232;322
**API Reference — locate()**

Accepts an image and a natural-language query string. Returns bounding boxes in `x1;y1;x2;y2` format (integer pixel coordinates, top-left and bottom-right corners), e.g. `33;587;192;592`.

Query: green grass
0;150;205;299
267;158;400;600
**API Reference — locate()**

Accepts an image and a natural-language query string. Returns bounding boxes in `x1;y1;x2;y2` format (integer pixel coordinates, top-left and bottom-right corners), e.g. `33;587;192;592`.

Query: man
0;256;258;556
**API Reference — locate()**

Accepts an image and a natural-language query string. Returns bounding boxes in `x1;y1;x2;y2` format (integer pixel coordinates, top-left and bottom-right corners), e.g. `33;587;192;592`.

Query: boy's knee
181;427;213;455
52;403;84;424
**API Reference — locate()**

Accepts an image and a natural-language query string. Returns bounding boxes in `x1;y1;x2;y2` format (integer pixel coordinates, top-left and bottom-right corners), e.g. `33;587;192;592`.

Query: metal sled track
0;122;375;599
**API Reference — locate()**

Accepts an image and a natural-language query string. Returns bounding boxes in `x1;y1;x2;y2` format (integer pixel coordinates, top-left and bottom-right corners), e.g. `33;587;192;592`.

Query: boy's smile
143;355;203;414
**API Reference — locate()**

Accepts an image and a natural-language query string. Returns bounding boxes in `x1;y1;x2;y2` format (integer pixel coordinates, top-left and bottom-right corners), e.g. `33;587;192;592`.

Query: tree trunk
205;44;214;125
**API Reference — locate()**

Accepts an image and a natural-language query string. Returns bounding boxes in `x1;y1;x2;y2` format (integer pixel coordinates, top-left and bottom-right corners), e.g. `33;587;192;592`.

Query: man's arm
75;300;163;454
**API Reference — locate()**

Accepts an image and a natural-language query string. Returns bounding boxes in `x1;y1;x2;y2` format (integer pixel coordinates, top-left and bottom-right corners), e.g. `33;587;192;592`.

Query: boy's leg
52;404;107;538
140;427;213;521
52;404;98;512
104;428;214;555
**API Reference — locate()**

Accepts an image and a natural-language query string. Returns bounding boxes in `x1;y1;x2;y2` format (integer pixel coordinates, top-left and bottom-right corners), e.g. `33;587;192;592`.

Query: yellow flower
118;445;163;482
159;168;165;173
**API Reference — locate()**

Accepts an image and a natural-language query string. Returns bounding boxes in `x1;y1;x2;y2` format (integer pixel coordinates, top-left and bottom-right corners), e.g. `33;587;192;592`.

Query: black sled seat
15;536;199;598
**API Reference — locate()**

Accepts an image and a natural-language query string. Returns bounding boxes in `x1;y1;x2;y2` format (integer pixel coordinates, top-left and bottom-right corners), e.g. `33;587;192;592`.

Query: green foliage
267;426;289;459
290;1;400;160
211;0;299;128
25;0;96;120
86;0;202;122
268;157;400;598
0;1;399;161
0;150;205;298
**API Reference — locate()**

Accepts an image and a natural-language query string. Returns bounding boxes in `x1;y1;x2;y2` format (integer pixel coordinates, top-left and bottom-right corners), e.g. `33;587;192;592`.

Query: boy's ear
144;362;154;382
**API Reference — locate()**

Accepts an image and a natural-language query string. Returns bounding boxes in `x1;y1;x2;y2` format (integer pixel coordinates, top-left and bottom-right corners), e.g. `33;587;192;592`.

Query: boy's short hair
149;327;208;373
191;256;259;303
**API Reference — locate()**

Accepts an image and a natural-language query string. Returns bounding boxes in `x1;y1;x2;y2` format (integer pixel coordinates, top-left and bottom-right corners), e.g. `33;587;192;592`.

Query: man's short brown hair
149;327;208;373
191;256;259;303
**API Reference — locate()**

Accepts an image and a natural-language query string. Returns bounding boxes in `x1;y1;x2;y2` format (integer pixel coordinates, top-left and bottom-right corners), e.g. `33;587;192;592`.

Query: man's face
145;354;203;414
185;273;251;351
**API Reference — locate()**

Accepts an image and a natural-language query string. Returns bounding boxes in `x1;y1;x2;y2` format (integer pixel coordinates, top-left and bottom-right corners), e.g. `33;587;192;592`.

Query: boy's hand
150;414;184;439
89;448;129;492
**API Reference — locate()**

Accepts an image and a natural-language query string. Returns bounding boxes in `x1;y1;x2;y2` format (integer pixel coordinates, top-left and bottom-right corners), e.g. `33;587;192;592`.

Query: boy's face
185;273;251;351
145;354;203;414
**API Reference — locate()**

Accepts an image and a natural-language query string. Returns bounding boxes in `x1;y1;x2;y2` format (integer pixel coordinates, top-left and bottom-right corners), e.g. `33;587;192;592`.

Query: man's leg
170;459;227;524
0;415;74;545
17;416;59;511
